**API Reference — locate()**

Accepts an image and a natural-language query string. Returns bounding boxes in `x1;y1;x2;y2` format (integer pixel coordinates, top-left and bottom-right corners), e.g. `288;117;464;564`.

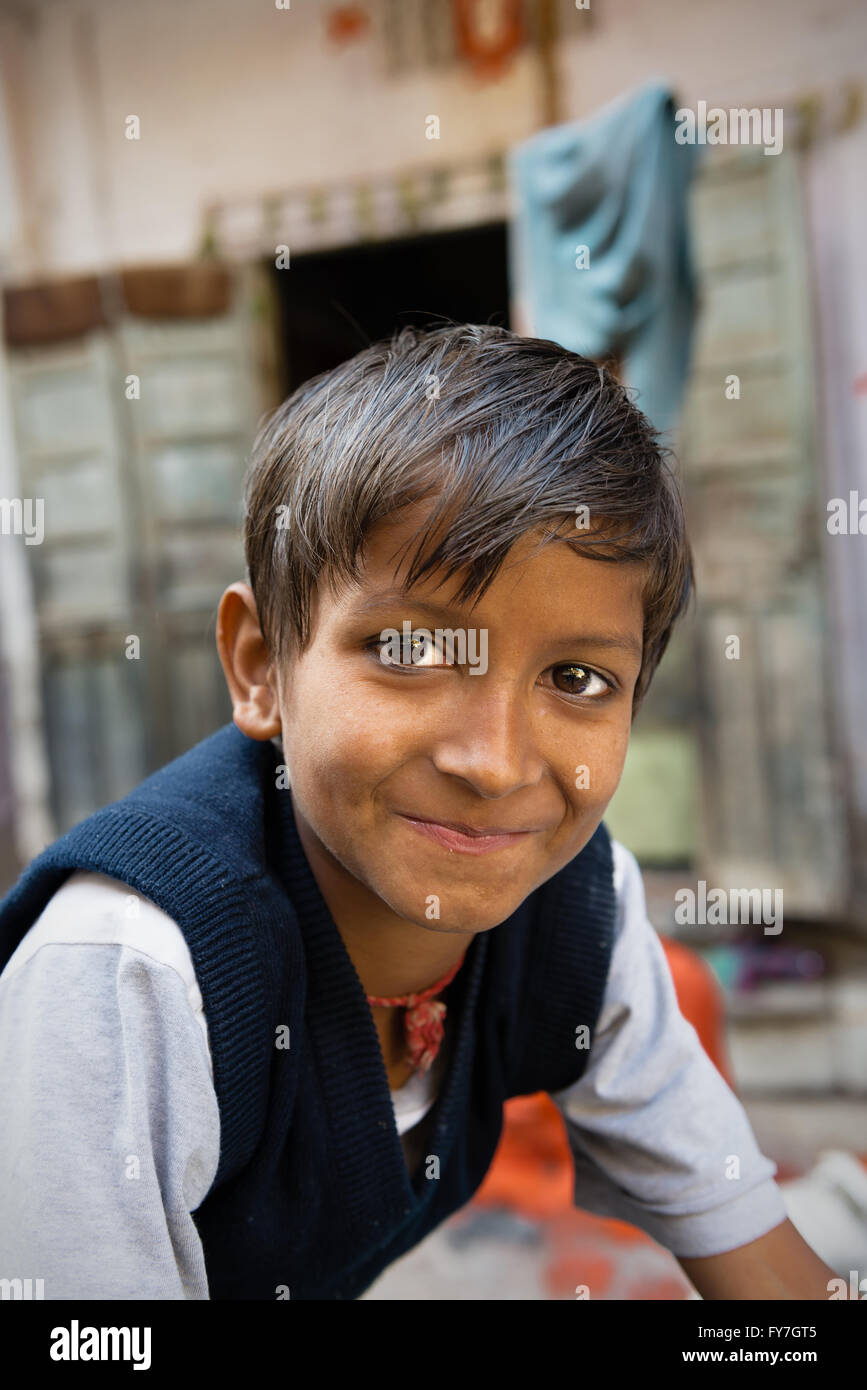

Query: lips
409;815;533;837
398;813;538;856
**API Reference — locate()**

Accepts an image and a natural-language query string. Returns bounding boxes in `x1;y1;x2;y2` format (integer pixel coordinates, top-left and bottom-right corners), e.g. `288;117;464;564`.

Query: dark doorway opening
270;221;510;393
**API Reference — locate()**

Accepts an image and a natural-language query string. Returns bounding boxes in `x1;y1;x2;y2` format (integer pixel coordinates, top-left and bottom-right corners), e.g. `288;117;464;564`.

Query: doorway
270;221;510;390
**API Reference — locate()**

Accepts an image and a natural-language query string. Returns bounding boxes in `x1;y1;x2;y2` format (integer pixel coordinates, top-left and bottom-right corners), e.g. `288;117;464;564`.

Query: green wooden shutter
682;145;846;916
607;144;846;919
8;269;265;831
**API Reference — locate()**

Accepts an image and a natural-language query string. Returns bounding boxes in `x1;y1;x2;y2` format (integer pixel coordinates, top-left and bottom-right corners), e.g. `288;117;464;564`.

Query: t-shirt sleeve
0;873;220;1299
548;840;790;1259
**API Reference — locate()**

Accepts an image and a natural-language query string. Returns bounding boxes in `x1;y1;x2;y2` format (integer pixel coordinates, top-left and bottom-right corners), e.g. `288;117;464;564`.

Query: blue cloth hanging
508;80;702;439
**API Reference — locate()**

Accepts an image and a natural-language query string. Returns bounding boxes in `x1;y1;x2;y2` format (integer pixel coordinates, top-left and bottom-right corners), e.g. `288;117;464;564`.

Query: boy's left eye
548;664;613;700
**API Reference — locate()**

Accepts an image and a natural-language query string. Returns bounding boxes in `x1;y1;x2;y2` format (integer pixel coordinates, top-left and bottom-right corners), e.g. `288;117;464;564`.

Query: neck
292;803;472;998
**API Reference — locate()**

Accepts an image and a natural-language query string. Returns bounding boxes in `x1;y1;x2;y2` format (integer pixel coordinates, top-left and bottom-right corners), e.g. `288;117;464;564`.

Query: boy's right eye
366;635;454;668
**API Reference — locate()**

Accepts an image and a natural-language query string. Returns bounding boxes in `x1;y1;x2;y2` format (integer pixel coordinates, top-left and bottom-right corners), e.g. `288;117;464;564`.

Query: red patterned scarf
366;950;467;1074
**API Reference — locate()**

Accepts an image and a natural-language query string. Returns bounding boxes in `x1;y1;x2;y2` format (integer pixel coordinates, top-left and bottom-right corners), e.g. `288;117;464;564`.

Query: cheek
280;664;401;786
561;716;631;804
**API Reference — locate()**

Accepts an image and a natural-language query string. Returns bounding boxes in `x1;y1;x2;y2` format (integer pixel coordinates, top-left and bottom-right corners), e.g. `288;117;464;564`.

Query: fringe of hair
244;323;694;713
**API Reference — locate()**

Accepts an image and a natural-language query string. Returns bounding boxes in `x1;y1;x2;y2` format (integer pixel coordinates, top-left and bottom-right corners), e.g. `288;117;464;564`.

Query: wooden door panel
681;150;847;918
8;267;266;827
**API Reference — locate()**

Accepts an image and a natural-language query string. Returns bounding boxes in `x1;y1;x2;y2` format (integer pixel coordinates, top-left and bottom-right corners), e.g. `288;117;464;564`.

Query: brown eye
552;664;610;699
367;635;453;667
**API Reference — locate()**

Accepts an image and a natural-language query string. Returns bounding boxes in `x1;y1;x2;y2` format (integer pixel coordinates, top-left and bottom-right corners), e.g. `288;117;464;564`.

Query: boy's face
272;500;646;935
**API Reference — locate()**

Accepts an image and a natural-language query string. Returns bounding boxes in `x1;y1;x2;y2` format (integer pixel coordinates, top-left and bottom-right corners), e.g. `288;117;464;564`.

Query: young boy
0;324;836;1301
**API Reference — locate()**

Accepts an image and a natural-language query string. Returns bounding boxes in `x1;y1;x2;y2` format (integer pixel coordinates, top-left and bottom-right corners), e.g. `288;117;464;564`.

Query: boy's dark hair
243;323;693;713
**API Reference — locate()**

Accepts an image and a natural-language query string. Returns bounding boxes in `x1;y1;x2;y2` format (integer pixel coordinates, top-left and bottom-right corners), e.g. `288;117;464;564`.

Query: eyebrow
349;588;644;660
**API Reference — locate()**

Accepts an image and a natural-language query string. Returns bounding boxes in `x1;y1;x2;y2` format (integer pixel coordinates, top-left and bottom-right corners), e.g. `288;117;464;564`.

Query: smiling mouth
397;813;538;855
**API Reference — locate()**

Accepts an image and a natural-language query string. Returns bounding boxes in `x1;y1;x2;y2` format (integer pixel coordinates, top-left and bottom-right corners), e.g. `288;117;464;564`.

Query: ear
216;582;282;740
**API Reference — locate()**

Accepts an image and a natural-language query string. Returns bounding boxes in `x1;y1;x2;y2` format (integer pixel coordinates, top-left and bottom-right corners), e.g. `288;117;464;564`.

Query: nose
429;683;546;799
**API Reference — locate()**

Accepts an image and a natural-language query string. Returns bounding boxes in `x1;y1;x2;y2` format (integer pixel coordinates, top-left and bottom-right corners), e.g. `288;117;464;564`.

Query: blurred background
0;0;865;1298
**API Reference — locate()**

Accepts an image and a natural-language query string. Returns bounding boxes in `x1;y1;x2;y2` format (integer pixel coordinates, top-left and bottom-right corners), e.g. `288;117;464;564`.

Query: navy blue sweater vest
0;723;618;1300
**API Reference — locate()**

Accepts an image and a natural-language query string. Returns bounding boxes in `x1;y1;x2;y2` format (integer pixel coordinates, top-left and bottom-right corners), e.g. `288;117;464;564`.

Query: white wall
0;0;864;276
560;0;866;119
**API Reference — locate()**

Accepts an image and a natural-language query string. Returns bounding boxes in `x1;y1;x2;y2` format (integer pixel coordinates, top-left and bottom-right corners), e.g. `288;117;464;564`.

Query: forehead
321;501;647;655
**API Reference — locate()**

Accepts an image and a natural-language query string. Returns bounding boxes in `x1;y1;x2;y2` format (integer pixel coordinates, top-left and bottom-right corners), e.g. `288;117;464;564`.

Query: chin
403;892;520;935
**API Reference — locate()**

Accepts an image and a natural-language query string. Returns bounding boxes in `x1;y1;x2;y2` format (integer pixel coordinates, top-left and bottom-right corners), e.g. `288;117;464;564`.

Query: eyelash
362;639;617;702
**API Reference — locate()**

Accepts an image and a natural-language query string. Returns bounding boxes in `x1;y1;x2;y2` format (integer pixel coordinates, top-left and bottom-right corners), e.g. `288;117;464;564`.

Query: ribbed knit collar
271;786;491;1251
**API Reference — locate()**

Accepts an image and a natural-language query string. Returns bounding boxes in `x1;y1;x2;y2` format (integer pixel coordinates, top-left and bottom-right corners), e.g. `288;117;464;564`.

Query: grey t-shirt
0;839;788;1299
